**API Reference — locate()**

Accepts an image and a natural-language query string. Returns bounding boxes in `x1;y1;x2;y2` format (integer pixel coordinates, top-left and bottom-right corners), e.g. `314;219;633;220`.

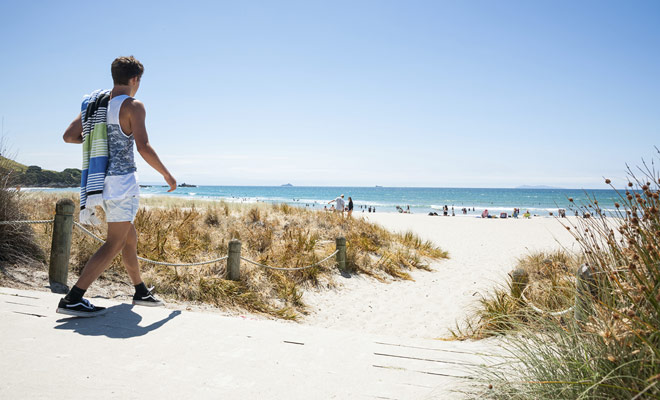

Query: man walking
328;194;346;217
57;56;176;317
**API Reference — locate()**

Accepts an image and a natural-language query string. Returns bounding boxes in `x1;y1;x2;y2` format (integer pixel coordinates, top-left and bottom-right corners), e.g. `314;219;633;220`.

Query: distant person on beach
328;194;345;216
523;210;531;218
58;56;176;317
443;205;448;216
347;197;354;218
481;209;489;218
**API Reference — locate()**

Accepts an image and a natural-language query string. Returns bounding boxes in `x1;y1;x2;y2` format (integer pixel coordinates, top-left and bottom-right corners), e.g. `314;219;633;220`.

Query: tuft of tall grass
452;251;580;340
469;149;660;399
0;146;44;267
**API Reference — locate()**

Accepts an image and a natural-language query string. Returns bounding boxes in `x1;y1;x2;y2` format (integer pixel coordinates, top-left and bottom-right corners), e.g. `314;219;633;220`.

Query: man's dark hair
111;56;144;85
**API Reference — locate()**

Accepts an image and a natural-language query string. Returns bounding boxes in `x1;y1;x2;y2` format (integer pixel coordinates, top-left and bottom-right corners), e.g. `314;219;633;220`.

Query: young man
328;194;345;217
57;56;176;317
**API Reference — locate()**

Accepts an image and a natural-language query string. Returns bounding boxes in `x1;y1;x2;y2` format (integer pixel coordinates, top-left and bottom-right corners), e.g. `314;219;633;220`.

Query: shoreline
23;188;605;218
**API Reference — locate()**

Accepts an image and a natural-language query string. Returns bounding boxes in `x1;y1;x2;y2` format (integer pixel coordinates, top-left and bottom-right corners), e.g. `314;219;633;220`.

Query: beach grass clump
10;192;448;319
451;251;580;340
0;148;44;268
469;150;660;399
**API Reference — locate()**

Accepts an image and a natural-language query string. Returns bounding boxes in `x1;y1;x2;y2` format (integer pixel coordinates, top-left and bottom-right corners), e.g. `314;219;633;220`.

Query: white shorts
102;195;139;223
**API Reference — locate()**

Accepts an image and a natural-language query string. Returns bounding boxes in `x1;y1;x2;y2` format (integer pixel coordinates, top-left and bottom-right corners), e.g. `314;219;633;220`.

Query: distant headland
0;156;80;188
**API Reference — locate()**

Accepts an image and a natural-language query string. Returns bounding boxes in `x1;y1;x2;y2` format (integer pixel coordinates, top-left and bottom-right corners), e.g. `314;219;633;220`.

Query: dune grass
0;144;44;267
451;251;582;340
11;191;448;319
462;150;660;399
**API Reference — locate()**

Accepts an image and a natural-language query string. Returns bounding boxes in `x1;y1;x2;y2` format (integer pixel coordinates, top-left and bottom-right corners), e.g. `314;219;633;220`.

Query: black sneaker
132;286;164;307
56;297;107;317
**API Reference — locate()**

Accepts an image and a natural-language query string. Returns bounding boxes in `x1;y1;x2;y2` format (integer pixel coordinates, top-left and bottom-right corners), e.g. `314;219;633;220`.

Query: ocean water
128;185;620;216
33;185;620;216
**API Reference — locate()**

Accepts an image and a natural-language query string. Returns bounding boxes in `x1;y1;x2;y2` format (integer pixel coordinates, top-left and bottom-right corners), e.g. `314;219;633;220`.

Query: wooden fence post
575;264;596;322
335;236;346;272
510;268;529;299
49;198;75;288
227;239;241;281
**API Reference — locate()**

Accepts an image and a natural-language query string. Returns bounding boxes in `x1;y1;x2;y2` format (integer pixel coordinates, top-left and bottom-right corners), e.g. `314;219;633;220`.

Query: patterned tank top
106;95;137;176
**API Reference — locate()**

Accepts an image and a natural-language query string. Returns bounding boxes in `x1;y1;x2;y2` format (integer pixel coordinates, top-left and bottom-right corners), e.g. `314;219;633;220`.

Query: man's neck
111;85;132;98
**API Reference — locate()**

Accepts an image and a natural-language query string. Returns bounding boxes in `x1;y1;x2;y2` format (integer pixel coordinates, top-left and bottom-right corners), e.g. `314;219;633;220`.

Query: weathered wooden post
49;198;75;288
227;239;241;281
510;268;529;299
575;263;597;322
335;236;346;272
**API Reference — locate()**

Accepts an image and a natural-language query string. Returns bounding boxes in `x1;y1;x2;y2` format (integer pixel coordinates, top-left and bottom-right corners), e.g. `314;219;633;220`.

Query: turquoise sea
37;185;622;217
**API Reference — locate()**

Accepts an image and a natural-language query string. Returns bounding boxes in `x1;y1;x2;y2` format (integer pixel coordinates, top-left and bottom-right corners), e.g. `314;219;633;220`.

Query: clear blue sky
1;0;658;188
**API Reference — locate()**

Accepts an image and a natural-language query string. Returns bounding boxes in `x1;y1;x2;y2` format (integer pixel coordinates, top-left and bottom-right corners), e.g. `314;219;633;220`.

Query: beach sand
0;210;585;399
302;214;579;338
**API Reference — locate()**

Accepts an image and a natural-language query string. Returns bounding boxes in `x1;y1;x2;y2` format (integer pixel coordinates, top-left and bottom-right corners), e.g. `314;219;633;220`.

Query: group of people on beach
428;205;476;216
481;208;531;219
327;194;354;217
325;194;381;216
395;205;411;213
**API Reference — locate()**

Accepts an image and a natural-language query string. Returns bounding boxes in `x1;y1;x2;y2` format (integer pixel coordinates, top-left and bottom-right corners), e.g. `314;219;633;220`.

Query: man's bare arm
63;113;83;144
128;100;177;192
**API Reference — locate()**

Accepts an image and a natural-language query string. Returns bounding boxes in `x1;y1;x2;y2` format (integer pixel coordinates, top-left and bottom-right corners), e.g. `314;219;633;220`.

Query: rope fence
73;221;229;267
510;264;604;321
0;198;347;285
520;284;575;316
0;219;54;225
72;220;336;270
240;250;338;271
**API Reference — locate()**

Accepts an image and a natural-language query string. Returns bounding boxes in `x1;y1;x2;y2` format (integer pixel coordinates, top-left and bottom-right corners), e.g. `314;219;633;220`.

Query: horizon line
137;183;612;191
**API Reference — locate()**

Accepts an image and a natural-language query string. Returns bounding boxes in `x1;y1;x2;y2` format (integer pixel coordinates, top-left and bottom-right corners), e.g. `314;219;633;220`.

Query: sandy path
302;214;579;338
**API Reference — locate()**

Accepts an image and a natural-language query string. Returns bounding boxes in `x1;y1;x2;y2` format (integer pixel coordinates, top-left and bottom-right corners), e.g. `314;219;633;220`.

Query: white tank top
103;94;139;200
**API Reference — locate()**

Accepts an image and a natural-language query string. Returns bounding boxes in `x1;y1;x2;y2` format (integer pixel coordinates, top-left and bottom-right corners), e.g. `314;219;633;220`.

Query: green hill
0;155;28;173
0;156;80;187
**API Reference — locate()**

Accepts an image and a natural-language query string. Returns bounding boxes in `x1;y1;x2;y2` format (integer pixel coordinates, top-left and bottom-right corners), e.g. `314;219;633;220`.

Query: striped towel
79;89;111;225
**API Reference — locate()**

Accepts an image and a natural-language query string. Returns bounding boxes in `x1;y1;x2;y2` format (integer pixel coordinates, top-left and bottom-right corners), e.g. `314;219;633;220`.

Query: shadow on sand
55;303;181;339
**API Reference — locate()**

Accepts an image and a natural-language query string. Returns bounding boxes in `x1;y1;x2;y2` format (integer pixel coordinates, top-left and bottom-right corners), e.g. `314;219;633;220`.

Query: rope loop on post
520;283;575;316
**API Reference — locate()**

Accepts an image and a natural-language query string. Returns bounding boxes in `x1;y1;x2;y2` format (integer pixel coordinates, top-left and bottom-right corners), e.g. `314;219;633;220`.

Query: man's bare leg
121;224;142;285
75;221;133;289
56;221;132;317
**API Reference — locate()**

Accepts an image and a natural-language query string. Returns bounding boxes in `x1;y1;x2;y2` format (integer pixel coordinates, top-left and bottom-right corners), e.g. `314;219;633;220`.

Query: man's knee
104;236;128;254
124;229;137;247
